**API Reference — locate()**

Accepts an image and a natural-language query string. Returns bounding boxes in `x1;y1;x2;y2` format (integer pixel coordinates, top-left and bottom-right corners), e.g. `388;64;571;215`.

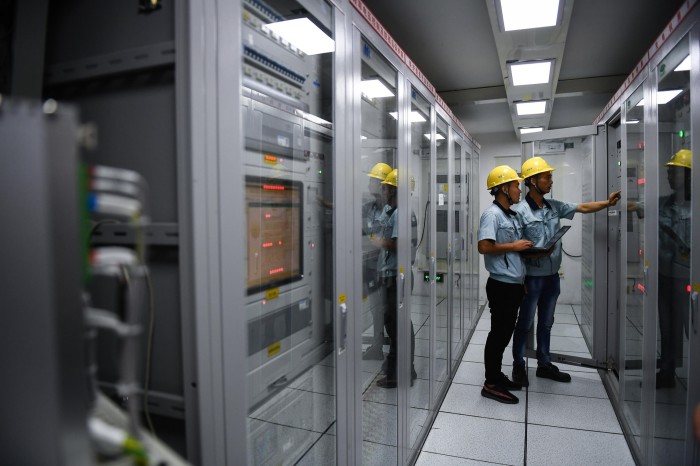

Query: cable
142;267;156;435
415;200;430;250
562;246;582;258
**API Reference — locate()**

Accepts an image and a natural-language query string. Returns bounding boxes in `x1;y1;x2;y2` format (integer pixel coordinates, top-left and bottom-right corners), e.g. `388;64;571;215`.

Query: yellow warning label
339;293;347;304
267;341;281;358
694;283;700;293
266;288;279;301
399;266;404;274
443;184;448;192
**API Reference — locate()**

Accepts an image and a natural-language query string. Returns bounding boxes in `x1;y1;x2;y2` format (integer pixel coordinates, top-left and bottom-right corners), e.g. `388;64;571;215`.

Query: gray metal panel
334;5;351;465
641;70;659;465
351;24;364;466
520;124;597;143
685;22;700;466
0;100;90;465
592;124;609;364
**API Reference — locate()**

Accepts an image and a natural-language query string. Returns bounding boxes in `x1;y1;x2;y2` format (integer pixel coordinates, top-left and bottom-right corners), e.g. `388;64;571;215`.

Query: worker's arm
478;238;532;255
576;190;621;213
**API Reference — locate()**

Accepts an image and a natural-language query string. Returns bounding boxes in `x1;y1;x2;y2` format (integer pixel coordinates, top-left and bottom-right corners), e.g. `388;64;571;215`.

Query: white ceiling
359;0;686;139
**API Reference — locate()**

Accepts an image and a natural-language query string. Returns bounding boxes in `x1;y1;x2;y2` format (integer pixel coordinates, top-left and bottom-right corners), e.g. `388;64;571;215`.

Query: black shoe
536;363;571;383
656;371;676;389
362;345;384;360
512;365;529;387
481;383;519;404
494;372;522;391
376;376;397;389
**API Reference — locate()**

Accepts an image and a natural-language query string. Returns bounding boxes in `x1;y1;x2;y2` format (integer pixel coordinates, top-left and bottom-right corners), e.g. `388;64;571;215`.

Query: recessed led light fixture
510;61;552;86
674;55;691;72
499;0;560;32
388;111;427;122
264;18;335;55
424;133;446;140
625;119;640;125
516;101;547;115
636;89;683;106
519;127;543;134
361;79;395;99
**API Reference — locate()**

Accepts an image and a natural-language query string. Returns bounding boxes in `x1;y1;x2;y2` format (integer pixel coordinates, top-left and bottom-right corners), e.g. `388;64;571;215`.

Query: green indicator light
678;130;685;138
617;161;621;166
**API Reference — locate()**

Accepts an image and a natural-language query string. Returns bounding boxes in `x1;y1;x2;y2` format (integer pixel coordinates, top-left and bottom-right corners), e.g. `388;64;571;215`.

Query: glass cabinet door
451;133;465;375
434;116;449;398
407;87;432;452
357;38;399;465
621;83;645;450
653;37;691;465
240;1;337;464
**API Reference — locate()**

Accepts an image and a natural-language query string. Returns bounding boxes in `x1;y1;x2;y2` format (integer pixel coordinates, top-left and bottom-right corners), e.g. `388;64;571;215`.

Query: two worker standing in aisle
478;158;620;404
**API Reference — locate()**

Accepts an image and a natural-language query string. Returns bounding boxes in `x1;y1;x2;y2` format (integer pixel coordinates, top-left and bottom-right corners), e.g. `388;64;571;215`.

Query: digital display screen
246;177;303;294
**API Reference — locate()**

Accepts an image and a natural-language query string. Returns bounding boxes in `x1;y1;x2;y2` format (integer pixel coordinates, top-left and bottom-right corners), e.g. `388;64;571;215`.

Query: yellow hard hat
521;156;555;179
486;165;523;190
368;162;392;180
665;149;691;169
382;169;398;187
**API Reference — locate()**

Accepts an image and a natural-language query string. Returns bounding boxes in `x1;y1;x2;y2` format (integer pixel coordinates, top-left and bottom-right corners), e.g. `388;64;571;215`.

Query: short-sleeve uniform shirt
512;194;577;276
478;202;526;284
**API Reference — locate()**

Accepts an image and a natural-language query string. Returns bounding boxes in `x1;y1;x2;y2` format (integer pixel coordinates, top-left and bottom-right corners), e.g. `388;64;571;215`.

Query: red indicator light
262;242;273;248
687;284;691;293
264;155;277;162
637;142;645;149
263;184;285;191
639;249;643;257
265;213;272;218
278;241;283;245
637;284;646;293
637;178;645;185
269;267;285;275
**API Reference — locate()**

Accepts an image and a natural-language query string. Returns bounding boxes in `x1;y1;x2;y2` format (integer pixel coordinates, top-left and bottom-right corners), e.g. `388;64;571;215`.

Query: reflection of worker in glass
478;166;532;404
511;157;620;387
363;163;392;361
656;149;691;388
374;169;417;388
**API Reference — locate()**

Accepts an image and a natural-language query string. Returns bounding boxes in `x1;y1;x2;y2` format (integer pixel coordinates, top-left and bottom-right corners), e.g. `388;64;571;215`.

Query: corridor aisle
416;303;636;465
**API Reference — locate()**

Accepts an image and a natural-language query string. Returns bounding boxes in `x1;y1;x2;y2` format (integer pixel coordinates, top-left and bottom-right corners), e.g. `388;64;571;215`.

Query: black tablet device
520;225;571;254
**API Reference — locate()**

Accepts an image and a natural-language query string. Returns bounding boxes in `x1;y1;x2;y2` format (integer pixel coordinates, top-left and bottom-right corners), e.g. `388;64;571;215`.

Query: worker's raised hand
608;190;621;206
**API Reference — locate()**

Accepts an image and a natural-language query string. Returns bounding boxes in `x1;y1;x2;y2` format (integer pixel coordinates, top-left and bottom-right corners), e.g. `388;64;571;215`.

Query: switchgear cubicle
0;0;481;465
520;5;700;463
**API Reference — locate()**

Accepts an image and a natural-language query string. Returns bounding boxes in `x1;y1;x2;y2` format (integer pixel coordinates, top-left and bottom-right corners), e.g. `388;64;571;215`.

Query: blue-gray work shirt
512;194;576;276
478;202;526;284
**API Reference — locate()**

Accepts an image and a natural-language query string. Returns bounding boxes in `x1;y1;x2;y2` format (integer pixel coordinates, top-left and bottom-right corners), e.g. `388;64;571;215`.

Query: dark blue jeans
512;273;560;368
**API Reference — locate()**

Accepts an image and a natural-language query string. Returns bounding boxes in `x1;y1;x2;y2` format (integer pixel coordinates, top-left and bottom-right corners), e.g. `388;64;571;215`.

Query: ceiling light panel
264;18;335;55
516;101;547;115
636;89;683;106
519;127;543;134
510;61;552;86
674;55;691;72
361;79;395;99
389;111;427;122
499;0;560;31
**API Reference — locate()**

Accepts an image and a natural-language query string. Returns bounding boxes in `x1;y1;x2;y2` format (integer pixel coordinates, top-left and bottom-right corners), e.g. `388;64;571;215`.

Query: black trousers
383;277;416;380
484;277;525;384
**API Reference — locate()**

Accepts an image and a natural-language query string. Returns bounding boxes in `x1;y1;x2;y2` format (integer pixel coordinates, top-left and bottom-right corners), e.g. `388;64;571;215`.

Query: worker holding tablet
511;157;620;386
